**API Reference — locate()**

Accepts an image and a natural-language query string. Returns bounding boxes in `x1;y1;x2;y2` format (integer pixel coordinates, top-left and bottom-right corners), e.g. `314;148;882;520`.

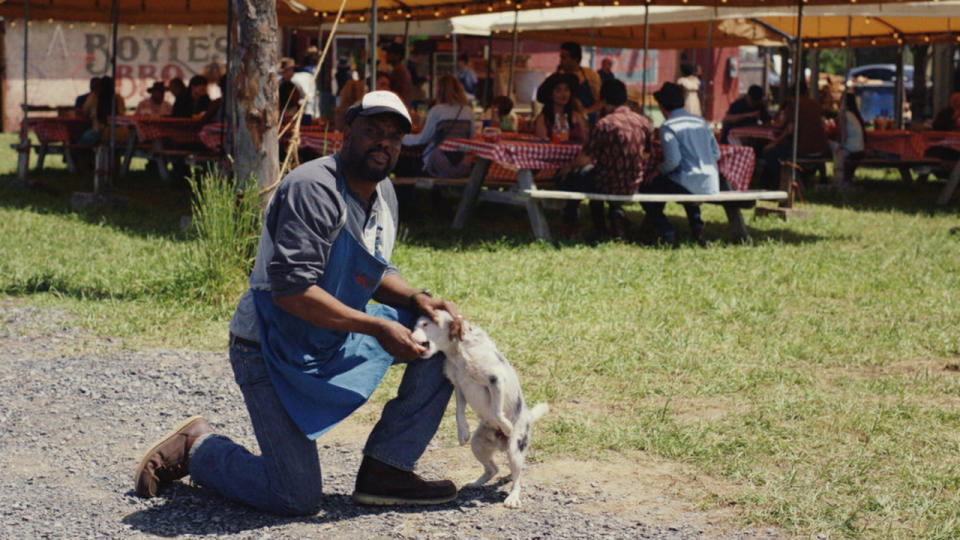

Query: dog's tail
528;403;549;423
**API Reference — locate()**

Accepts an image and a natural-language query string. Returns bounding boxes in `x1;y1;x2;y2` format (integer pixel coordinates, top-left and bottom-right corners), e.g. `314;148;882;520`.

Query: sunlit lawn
1;132;959;537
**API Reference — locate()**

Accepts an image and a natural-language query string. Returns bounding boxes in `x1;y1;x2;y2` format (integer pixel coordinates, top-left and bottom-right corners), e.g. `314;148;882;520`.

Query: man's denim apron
252;189;406;440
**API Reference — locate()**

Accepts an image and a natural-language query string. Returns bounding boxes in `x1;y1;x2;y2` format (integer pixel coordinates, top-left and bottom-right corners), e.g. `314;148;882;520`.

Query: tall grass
183;170;262;306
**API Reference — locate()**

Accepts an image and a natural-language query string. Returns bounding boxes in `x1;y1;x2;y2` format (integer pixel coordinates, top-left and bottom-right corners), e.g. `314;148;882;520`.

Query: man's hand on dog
375;320;427;361
413;295;465;340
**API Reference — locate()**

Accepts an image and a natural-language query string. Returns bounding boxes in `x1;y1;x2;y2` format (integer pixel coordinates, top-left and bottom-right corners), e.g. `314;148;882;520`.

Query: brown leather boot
352;456;457;506
134;416;214;498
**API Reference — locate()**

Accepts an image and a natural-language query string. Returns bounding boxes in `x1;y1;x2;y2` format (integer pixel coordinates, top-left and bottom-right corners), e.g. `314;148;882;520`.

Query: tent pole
704;13;714;120
895;43;904;128
790;0;804;190
486;32;493;106
17;0;29;181
370;0;377;92
452;33;457;78
642;2;649;112
761;47;770;100
589;26;595;71
834;15;851;184
507;9;519;101
107;0;119;194
224;0;233;163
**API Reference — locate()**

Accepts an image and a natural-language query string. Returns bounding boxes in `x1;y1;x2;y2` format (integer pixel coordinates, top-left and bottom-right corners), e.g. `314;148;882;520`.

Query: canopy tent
473;2;960;48
0;0;938;27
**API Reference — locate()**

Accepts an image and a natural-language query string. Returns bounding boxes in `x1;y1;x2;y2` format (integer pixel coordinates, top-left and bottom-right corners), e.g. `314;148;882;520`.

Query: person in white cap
134;90;466;514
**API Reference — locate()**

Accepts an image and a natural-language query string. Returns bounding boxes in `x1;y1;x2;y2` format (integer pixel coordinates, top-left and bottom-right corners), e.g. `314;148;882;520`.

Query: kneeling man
134;91;465;515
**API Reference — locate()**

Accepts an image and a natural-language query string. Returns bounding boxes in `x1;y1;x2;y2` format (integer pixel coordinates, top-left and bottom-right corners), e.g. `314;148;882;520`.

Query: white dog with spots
411;311;548;508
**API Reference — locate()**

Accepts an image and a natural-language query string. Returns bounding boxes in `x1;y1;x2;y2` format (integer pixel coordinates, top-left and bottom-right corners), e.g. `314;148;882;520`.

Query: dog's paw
498;420;514;437
467;470;496;487
458;426;471;446
503;492;522;508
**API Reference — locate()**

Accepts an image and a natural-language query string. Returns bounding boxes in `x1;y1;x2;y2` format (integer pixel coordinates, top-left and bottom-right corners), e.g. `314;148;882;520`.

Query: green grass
2;132;959;537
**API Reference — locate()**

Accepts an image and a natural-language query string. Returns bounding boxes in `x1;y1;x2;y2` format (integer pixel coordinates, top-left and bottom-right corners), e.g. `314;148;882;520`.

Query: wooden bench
792;156;943;184
521;188;788;242
391;176;539;190
10;141;94;176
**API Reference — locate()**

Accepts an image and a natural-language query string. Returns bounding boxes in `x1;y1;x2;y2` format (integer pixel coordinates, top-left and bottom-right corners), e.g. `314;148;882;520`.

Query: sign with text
4;20;227;131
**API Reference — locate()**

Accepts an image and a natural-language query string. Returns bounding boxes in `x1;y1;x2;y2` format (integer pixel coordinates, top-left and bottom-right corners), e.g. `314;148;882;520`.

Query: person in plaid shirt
559;79;653;239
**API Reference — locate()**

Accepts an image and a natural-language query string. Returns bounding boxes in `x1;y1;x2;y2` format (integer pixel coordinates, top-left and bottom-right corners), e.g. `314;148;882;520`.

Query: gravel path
0;300;785;539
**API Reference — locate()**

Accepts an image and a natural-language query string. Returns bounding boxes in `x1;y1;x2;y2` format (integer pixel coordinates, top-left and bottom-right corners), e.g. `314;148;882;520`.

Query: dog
411;310;548;508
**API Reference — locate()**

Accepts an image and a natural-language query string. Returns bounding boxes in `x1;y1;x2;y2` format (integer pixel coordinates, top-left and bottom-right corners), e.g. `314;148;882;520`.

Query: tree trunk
231;0;279;190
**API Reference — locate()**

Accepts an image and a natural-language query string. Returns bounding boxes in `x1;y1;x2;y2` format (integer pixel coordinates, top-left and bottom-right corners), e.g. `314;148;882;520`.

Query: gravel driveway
0;301;784;539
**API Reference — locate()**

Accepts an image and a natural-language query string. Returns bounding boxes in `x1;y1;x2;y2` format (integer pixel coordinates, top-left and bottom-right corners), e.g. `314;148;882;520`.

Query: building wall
4;19;227;131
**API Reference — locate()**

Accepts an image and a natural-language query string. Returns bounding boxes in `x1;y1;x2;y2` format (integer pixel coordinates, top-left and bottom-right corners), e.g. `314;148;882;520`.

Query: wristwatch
409;289;432;309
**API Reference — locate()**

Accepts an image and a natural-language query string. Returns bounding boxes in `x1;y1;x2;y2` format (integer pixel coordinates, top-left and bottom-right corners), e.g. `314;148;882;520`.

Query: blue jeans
639;174;703;240
189;335;453;515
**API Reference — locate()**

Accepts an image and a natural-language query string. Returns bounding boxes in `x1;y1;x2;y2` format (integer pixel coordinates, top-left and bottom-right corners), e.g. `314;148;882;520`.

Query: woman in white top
676;63;702;117
402;74;474;177
834;92;866;184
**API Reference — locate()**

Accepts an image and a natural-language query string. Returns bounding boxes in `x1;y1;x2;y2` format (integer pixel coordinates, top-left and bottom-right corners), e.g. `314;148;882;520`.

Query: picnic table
19;116;91;173
439;136;758;240
115;116;215;180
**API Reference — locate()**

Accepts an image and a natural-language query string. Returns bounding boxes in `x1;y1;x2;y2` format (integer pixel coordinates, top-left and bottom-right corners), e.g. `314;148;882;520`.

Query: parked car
846;63;914;92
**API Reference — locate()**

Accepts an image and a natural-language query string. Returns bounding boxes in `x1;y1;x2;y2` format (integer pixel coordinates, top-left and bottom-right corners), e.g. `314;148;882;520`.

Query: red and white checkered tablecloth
726;126;780;146
440;137;754;191
199;123;225;152
119;116;205;145
642;145;754;192
26;117;89;144
300;132;343;155
438;138;582;171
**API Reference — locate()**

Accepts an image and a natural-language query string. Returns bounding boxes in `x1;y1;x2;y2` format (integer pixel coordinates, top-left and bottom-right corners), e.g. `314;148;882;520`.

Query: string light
313;11;319;17
545;0;551;5
487;4;494;11
359;14;365;21
396;8;403;14
47;18;53;23
505;0;511;5
461;6;467;14
434;8;440;16
130;25;136;30
68;23;74;29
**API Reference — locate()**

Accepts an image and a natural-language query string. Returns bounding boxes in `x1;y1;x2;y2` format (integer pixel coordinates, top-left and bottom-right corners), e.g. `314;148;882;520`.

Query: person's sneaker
352;456;457;506
134;416;214;498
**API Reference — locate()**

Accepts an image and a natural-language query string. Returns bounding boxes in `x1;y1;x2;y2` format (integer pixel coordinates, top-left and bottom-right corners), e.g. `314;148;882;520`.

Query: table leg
121;130;138;178
897;166;913;184
516;168;552;241
452;158;491;230
153;140;170;182
35;143;48;171
936;159;960;206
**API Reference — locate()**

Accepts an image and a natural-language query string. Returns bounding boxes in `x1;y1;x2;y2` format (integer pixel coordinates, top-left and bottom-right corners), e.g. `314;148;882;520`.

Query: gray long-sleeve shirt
228;155;400;343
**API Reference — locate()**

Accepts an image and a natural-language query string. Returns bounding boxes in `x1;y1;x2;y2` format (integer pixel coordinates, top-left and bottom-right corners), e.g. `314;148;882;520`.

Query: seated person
78;76;129;146
558;79;653;239
482;96;518;132
533;72;588;143
925;92;960;173
278;58;302;121
760;81;829;190
134;81;173;116
75;77;100;112
172;75;210;119
831;92;866;185
334;72;368;131
197;75;226;125
720;84;770;143
932;92;960;131
401;74;474;177
640;81;720;246
456;53;478;96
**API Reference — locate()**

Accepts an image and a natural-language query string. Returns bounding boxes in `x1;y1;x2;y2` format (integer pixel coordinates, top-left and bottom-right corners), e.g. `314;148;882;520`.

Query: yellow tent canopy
0;0;938;27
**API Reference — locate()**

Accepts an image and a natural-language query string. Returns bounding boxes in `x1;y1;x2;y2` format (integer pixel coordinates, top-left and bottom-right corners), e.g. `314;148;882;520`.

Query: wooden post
231;0;280;191
17;0;30;182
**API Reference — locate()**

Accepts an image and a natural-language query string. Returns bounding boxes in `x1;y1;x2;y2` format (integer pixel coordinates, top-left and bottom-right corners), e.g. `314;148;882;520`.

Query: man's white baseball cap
345;91;412;133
